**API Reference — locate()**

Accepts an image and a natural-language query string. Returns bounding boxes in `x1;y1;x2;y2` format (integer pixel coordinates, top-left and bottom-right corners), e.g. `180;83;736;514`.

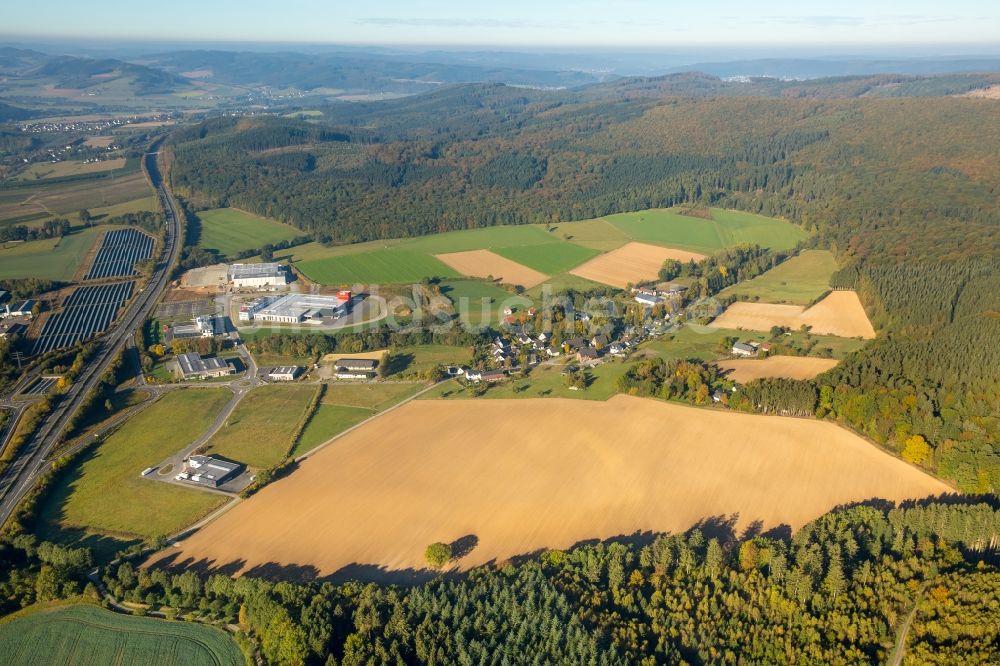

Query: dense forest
2;500;997;664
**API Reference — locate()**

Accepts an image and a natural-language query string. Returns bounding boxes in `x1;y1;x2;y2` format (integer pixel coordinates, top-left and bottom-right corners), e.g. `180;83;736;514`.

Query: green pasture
34;389;231;554
205;384;319;469
718;249;838;304
196;207;301;257
296;249;459;285
0;604;244;666
0;226;103;280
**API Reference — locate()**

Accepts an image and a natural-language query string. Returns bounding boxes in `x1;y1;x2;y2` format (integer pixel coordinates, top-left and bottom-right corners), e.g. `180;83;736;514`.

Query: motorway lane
0;141;182;526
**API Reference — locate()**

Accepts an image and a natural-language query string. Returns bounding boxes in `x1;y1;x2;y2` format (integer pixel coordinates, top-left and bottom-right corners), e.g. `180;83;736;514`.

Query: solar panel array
84;228;154;280
31;281;134;356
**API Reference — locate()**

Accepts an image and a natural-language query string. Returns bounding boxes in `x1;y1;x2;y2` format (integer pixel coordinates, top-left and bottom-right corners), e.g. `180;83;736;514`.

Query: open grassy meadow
439;279;531;325
0;170;152;221
600;208;809;254
196;207;301;257
290;207;807;287
385;344;473;378
422;360;632;402
0;226;103;280
0;604;244;666
161;395;949;577
291;404;372;458
719;249;839;304
34;389;231;549
205;385;319;469
15;157;127;181
640;324;867;362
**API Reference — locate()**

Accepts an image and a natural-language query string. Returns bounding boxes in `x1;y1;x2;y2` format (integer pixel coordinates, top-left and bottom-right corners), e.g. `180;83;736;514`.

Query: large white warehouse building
228;263;288;288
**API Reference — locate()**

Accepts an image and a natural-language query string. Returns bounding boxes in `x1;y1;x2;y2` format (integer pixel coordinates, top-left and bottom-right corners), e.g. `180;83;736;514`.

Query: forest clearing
569;241;706;288
711;290;876;338
715;355;840;383
158;395;949;579
434;249;549;288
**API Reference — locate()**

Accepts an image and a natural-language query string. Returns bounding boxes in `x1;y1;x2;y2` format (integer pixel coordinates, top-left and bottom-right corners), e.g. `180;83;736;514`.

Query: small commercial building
334;358;378;379
3;300;35;319
175;455;242;488
228;263;288;288
175;352;234;379
268;366;302;381
169;316;217;340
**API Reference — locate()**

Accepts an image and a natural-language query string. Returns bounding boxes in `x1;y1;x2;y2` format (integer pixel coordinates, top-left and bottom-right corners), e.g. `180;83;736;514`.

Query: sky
3;0;1000;48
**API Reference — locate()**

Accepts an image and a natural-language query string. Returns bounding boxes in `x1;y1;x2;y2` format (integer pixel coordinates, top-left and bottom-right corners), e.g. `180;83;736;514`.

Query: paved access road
0;140;182;527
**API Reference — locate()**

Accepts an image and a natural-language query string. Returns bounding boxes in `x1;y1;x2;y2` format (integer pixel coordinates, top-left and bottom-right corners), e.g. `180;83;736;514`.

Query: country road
0;139;182;527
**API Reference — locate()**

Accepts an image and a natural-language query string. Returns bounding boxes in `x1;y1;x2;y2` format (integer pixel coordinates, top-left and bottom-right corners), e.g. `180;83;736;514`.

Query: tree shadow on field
383;352;413;376
449;534;479;560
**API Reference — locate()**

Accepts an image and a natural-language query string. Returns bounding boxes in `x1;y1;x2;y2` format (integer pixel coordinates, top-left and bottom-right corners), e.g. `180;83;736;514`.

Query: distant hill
30;56;191;95
142;50;604;94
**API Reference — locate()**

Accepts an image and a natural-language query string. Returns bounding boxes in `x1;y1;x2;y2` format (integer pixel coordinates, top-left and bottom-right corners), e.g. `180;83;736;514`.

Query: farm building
174;352;234;379
334;358;379;379
268;366;302;381
467;369;506;383
3;300;36;319
245;293;351;324
635;293;664;306
732;342;758;357
175;455;242;488
228;263;288;288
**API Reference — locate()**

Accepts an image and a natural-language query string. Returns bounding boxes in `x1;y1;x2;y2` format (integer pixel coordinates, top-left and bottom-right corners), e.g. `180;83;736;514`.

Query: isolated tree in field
79;208;92;226
425;542;452;568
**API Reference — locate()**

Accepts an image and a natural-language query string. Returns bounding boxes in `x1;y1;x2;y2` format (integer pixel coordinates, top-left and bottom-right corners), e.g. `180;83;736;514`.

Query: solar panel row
31;282;134;356
84;228;154;280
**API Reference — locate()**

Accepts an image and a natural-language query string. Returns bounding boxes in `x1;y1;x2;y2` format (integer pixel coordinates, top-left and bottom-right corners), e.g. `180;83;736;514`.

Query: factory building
174;351;234;379
228;263;288;288
241;292;352;324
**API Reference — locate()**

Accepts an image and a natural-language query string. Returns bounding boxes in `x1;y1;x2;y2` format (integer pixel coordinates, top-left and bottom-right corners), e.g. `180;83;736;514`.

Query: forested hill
167;82;1000;492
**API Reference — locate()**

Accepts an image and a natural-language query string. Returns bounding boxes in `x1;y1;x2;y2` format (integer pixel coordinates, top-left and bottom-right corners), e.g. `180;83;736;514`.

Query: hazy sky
4;0;1000;47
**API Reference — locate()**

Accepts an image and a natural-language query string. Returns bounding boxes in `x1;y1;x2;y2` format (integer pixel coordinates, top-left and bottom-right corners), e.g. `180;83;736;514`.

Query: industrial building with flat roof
175;351;234;379
334;357;379;379
242;292;351;324
268;366;302;381
168;316;217;341
228;263;288;288
175;455;242;488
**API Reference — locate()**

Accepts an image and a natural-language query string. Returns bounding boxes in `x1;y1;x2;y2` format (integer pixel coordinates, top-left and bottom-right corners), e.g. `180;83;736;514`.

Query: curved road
0;139;182;527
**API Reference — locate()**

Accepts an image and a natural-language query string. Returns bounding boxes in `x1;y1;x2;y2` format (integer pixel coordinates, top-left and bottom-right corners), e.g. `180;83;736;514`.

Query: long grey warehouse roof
229;263;286;279
177;351;229;375
335;358;379;370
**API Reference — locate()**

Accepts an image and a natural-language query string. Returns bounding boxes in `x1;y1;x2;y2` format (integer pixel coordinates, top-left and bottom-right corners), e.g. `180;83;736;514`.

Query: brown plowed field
157;395;949;579
716;355;840;383
711;290;875;338
435;250;548;288
569;242;706;288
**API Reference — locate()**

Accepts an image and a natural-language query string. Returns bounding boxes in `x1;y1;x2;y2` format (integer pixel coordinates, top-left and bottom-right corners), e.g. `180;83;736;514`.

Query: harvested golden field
159;395;948;579
716;355;840;383
963;85;1000;99
711;290;875;338
569;241;706;288
435;249;548;288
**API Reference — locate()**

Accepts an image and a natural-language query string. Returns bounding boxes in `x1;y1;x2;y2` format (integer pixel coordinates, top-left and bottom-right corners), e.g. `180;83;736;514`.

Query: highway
0;139;182;527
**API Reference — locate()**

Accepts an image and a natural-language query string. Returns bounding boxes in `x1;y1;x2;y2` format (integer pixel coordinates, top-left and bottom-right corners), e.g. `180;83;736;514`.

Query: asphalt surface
0;140;182;527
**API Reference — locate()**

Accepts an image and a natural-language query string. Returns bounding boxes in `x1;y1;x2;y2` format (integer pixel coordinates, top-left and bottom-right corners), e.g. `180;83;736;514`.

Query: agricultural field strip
31;281;134;356
84;228;154;280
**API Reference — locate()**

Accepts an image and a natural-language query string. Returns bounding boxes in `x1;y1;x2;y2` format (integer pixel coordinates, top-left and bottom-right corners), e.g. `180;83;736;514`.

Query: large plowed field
569;241;706;288
711;290;876;338
158;395;949;579
716;355;840;383
434;249;549;288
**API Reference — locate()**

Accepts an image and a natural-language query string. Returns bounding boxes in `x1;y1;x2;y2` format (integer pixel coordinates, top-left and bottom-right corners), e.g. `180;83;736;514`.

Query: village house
577;347;601;364
731;341;758;357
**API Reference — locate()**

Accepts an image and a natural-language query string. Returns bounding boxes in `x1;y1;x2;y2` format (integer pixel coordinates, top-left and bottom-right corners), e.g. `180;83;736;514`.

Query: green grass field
0;604;244;666
35;389;231;550
599;208;808;254
718;249;838;304
291;404;371;458
0;226;103;280
641;324;866;362
289;207;807;286
205;385;319;469
493;242;600;274
386;344;473;378
16;157;127;181
439;279;532;325
197;208;301;257
296;249;459;284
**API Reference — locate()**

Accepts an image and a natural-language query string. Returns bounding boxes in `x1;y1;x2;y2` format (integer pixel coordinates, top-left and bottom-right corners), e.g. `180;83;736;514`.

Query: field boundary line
294;379;442;462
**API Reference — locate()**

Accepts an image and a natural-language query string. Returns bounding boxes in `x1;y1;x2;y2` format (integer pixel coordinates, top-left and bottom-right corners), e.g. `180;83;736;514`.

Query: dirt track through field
716;355;840;383
570;241;706;288
157;395;949;579
711;290;876;338
435;250;548;288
